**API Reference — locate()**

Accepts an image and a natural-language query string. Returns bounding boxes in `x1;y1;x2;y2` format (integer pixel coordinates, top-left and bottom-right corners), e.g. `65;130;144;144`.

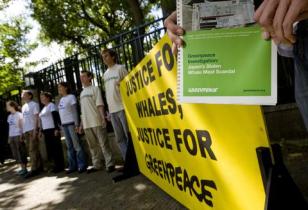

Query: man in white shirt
21;90;42;178
79;70;115;173
101;49;129;160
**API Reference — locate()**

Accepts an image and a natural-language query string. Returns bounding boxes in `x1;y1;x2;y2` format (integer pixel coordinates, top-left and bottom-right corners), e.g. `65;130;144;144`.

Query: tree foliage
30;0;158;53
0;18;37;94
0;0;11;10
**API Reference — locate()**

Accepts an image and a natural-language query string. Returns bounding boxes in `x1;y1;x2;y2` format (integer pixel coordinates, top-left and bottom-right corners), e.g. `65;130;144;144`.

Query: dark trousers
294;20;308;131
43;129;64;171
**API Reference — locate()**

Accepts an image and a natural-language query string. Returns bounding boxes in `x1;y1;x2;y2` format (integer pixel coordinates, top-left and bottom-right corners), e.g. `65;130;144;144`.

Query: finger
261;26;276;40
164;11;184;36
272;37;281;45
262;31;271;40
273;0;290;44
254;1;268;22
258;0;279;30
172;43;178;56
167;29;184;47
283;2;301;43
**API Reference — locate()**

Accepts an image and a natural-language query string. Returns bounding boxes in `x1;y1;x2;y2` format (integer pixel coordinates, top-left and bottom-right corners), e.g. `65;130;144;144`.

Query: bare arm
78;118;83;134
71;104;80;127
33;113;39;136
38;118;43;137
34;114;39;130
97;105;107;128
18;115;23;141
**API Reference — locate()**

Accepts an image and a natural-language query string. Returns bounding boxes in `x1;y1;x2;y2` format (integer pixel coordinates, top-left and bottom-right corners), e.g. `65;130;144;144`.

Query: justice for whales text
122;40;218;207
124;42;184;120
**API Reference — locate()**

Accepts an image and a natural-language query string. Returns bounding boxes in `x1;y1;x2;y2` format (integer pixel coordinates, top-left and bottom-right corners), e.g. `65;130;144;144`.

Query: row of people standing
6;82;82;176
78;48;129;173
6;49;130;177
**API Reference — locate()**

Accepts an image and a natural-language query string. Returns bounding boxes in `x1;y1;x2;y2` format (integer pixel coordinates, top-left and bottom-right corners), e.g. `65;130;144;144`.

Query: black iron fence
26;17;166;97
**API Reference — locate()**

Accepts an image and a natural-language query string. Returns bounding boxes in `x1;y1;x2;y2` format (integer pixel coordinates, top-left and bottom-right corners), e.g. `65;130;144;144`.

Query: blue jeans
62;124;87;170
110;110;129;160
294;20;308;131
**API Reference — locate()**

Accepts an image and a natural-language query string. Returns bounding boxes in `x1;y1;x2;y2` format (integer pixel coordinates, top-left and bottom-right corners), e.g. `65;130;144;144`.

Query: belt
62;122;75;127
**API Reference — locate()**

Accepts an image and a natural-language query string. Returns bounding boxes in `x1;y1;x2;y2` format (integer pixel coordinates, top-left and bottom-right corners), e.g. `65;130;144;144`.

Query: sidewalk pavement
0;162;186;210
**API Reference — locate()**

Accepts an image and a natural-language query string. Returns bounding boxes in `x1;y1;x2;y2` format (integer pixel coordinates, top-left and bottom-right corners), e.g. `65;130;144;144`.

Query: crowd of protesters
5;49;129;178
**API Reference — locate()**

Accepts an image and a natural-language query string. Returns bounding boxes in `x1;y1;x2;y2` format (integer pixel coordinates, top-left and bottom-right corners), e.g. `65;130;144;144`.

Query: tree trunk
126;0;144;26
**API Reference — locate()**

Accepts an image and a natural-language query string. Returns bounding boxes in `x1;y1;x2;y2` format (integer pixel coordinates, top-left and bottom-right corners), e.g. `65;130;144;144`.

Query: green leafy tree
0;0;11;10
30;0;158;53
0;18;37;94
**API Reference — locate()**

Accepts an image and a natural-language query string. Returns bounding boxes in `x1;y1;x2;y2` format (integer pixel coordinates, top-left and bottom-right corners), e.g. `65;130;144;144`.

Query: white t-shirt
103;64;128;113
39;103;57;130
58;94;77;125
80;85;104;129
22;101;40;133
7;112;23;137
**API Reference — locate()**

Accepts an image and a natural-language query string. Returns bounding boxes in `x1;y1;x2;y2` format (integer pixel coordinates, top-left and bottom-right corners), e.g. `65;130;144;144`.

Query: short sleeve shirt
103;64;128;113
22;101;40;133
58;94;77;124
7;112;23;137
39;103;57;130
80;86;104;129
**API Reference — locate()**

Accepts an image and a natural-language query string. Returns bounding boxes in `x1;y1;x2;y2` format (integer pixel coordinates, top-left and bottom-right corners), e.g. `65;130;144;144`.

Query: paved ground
281;139;308;202
0;133;186;210
0;162;186;210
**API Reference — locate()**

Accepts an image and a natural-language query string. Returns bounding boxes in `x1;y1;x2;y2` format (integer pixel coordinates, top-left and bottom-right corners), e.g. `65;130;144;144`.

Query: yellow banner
120;34;270;210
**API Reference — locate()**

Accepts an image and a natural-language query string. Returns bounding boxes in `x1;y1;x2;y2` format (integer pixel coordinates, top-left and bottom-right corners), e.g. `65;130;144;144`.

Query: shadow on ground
282;139;308;202
0;161;186;210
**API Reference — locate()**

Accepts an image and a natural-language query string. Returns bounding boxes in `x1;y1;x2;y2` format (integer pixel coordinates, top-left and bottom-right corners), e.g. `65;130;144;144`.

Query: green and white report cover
177;0;277;105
